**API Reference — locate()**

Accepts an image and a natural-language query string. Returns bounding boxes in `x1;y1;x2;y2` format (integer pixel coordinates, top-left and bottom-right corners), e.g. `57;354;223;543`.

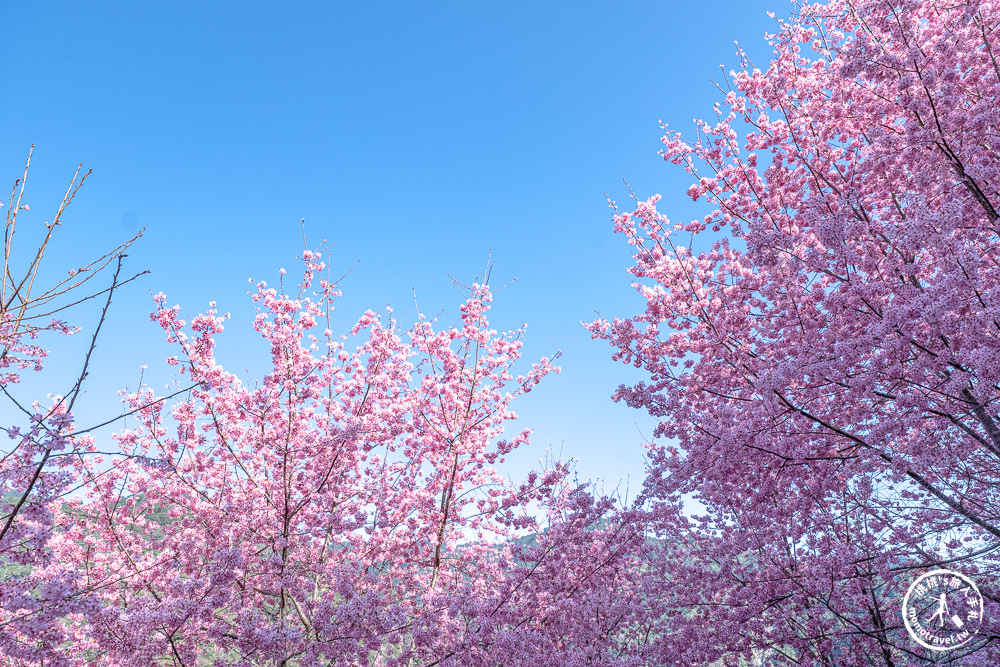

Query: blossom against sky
2;0;782;493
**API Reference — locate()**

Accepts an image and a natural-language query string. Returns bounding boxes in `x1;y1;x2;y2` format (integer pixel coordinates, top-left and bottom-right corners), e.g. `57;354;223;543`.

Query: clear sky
3;1;786;500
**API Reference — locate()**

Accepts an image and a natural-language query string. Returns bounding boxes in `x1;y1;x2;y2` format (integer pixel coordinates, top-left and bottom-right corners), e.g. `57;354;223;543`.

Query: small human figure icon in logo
928;591;948;627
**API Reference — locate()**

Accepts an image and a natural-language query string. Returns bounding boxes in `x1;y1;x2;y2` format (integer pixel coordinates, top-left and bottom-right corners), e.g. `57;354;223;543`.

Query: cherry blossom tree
36;246;648;665
1;150;145;662
0;156;651;665
590;0;1000;663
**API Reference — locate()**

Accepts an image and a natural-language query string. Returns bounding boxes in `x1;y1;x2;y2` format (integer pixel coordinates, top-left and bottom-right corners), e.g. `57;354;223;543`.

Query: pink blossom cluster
2;248;649;665
589;0;1000;663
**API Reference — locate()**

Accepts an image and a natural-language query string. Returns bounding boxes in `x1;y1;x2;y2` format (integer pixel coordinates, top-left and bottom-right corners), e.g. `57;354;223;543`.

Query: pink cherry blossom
591;0;1000;663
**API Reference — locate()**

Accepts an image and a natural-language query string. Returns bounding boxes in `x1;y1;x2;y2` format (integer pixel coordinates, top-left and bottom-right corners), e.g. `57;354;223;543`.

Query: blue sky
3;1;784;499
